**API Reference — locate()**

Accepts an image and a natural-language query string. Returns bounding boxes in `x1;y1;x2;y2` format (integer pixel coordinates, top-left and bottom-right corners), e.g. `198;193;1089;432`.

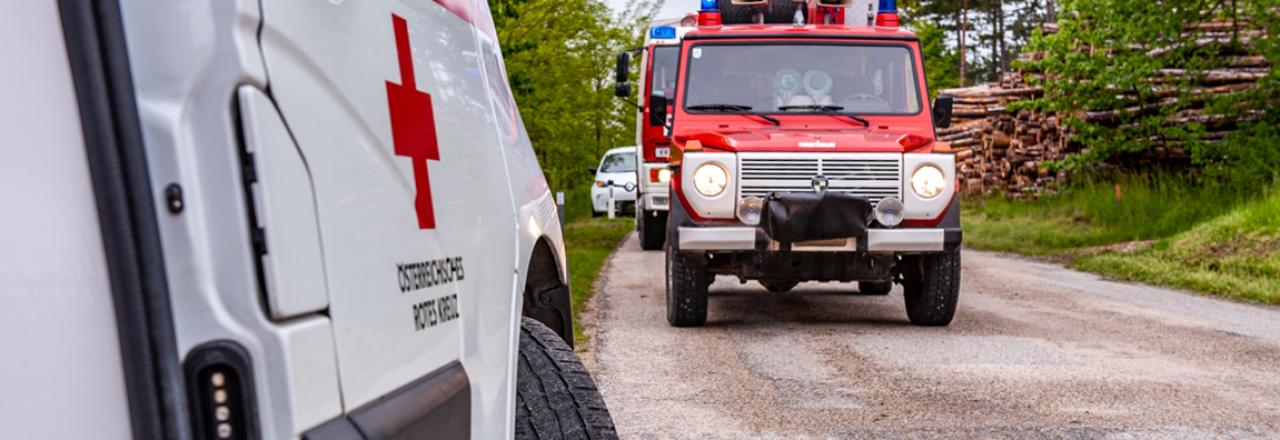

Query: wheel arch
521;236;574;347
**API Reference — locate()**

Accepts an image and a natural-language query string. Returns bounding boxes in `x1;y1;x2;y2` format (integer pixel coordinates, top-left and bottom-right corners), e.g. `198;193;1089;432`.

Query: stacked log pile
938;77;1075;195
941;18;1272;196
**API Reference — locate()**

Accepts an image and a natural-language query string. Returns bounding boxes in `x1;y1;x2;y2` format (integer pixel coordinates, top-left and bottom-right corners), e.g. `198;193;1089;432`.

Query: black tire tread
901;250;961;326
638;210;666;251
666;246;709;327
515;318;617;440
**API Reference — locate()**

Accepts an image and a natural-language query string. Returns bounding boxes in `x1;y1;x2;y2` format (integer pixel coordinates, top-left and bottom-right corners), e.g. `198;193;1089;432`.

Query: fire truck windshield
650;46;679;97
683;43;922;116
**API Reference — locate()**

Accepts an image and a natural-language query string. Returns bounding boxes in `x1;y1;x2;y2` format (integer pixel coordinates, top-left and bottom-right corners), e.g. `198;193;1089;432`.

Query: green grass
964;174;1280;304
1075;192;1280;304
963;173;1253;255
557;182;632;348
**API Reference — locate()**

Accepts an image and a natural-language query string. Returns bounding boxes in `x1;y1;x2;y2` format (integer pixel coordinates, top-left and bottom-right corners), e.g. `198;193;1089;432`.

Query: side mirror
649;93;668;126
614;82;631;98
615;52;630;84
932;95;954;129
587;168;598;175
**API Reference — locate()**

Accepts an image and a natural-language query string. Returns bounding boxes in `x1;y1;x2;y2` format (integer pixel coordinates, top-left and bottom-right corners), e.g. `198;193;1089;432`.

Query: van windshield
600;151;636;173
683;43;922;115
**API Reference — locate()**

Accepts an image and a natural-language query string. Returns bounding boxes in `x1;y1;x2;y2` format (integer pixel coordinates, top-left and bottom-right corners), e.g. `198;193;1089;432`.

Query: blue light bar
701;0;718;12
650;25;677;39
878;0;897;12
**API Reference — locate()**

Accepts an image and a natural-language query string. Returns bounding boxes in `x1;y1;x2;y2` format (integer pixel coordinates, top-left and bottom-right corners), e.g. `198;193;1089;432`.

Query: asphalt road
583;233;1280;439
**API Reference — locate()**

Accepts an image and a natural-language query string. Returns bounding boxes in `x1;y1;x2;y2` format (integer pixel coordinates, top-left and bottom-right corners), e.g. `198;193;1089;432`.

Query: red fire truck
616;22;691;250
619;0;961;327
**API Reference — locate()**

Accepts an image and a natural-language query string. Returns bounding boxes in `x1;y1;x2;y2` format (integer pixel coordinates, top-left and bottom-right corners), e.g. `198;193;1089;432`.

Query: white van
1;1;614;439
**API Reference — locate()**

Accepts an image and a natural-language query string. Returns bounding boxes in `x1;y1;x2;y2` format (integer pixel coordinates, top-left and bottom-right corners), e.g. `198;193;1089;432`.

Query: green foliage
904;0;1052;83
491;0;658;191
1021;0;1280;182
910;19;962;96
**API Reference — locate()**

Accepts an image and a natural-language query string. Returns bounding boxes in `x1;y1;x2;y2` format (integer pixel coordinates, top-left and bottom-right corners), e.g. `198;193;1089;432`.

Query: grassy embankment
559;184;632;347
963;174;1280;304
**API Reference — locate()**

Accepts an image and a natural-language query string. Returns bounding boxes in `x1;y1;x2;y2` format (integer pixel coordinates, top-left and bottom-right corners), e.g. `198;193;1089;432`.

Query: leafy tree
491;0;659;190
1022;0;1280;182
910;18;962;95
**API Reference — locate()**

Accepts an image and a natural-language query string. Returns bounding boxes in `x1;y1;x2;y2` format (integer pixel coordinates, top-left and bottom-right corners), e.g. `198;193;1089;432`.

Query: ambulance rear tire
900;250;961;326
637;210;666;251
666;246;709;327
856;280;893;296
515;318;618;440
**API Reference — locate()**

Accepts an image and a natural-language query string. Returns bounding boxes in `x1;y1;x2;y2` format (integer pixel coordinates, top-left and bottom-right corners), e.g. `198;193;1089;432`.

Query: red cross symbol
386;14;440;230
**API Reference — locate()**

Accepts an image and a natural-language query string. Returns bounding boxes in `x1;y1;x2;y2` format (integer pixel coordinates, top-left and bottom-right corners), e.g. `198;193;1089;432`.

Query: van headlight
692;162;729;197
910;164;946;199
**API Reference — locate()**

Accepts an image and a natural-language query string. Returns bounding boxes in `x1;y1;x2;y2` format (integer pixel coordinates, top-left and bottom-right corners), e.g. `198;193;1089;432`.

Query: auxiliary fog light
693;162;729;197
737;196;765;226
910;164;946;199
874;197;905;227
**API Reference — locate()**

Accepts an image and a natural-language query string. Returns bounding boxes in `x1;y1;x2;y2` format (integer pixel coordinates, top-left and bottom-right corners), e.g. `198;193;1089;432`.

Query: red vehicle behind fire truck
618;0;962;328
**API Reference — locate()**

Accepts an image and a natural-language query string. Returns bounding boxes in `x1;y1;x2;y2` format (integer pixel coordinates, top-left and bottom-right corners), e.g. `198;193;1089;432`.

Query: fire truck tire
760;280;799;293
515;318;618;440
717;0;804;25
637;210;666;251
900;250;961;326
856;281;893;296
666;246;710;327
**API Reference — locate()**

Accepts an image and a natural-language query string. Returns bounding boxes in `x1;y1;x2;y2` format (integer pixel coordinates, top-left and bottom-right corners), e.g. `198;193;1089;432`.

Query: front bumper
677;226;962;253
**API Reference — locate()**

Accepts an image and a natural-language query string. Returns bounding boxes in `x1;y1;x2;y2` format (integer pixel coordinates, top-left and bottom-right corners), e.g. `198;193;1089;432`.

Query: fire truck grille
738;153;903;204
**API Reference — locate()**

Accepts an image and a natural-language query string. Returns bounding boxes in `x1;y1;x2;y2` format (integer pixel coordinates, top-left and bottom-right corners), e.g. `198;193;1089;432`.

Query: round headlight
657;168;672;184
692;162;729;197
910;165;947;199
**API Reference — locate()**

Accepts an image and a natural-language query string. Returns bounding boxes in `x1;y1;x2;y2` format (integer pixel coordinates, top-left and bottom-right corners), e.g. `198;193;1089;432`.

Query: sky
605;0;687;21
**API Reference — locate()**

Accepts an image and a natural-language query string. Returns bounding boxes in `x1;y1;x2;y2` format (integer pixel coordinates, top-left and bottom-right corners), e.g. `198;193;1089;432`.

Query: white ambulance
1;1;614;439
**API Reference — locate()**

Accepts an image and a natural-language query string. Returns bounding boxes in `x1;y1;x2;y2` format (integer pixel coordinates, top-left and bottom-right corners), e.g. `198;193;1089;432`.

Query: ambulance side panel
117;0;345;437
0;3;133;438
258;1;520;437
468;4;572;436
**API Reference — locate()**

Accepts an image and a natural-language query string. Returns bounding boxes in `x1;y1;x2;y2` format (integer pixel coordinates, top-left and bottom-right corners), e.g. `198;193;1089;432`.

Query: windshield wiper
777;105;870;127
687;104;780;126
687;104;753;111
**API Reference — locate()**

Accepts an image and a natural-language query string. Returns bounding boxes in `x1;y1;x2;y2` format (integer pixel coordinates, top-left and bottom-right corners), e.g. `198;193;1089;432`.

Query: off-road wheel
515;318;617;440
899;250;961;326
856;280;893;296
760;280;799;293
718;0;806;25
666;244;710;327
637;210;666;251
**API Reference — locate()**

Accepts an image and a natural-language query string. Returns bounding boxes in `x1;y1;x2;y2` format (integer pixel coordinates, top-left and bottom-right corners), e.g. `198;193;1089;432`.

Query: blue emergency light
650;25;677;39
876;0;900;27
697;0;722;28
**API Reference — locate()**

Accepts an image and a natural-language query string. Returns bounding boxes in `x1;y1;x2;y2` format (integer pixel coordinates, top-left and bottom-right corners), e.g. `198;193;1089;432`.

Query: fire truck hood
674;127;932;153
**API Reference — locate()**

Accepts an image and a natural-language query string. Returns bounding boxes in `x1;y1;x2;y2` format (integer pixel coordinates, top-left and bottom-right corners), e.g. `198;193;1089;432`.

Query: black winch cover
761;192;873;244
